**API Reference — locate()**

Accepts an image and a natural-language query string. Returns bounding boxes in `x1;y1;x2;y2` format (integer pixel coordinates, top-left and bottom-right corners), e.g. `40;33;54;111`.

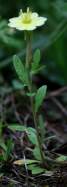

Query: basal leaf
28;164;45;174
14;159;39;165
0;139;7;152
8;124;26;132
56;155;67;162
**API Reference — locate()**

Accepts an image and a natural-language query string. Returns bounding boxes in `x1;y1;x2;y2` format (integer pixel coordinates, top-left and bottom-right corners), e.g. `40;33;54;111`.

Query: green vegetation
0;1;67;187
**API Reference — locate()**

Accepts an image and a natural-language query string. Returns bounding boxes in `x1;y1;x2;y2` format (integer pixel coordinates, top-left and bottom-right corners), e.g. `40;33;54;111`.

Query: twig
51;97;67;117
46;86;67;99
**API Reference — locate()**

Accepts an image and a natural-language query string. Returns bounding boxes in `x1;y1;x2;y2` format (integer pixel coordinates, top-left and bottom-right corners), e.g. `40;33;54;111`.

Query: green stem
25;32;32;69
25;32;45;164
30;96;45;163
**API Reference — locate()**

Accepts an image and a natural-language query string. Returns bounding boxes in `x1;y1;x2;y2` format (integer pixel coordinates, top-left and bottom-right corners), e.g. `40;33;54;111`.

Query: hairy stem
25;32;45;164
25;32;32;69
30;95;45;163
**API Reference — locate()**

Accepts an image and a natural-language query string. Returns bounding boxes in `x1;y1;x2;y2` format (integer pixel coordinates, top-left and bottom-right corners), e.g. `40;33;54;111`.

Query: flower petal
8;17;22;28
15;23;36;31
36;17;47;26
32;12;38;18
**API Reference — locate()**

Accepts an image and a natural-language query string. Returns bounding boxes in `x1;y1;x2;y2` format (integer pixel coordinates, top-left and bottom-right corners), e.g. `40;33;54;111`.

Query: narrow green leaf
6;139;14;158
28;164;44;174
8;124;26;132
35;85;47;112
56;155;67;162
32;166;45;175
31;65;45;75
0;139;7;152
26;92;35;97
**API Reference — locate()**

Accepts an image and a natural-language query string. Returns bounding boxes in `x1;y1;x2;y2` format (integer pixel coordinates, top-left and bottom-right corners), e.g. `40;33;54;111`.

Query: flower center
22;13;32;24
20;8;32;24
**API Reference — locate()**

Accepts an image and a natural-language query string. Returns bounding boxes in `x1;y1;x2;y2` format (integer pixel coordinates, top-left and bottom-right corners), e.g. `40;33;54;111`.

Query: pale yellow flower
8;8;47;31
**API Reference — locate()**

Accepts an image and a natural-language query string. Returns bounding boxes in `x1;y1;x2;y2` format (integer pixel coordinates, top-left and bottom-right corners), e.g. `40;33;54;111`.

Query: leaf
32;166;44;175
0;155;5;161
12;79;26;90
8;124;26;132
56;155;67;162
8;125;38;147
31;65;45;75
28;164;45;174
0;139;7;152
13;55;28;85
33;146;42;161
35;85;47;112
5;139;14;159
14;159;39;165
8;125;38;146
26;92;35;97
31;49;41;74
27;127;38;145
